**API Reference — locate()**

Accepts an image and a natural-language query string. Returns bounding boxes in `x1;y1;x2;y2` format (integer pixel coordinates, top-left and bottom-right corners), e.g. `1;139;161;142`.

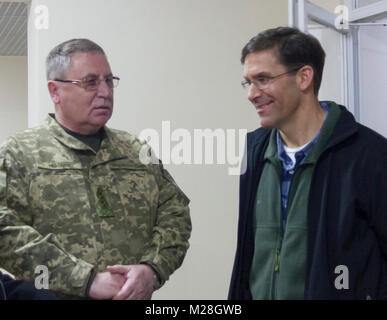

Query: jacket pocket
93;162;158;260
30;167;90;227
109;164;158;223
29;167;101;264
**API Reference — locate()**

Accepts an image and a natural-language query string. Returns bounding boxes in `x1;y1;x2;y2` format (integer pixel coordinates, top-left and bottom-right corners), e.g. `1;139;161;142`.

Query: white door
289;0;349;110
289;0;387;137
348;0;387;137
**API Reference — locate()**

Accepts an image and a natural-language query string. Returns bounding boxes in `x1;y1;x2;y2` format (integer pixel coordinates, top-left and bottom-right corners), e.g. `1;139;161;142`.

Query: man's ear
47;81;61;104
297;65;314;93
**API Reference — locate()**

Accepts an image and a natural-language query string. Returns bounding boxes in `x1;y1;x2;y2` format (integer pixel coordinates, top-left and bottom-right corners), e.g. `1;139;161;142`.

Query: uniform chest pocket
92;163;159;257
108;164;159;218
29;167;91;233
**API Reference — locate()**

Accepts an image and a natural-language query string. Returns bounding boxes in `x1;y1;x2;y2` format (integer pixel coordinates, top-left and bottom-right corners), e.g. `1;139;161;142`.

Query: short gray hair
46;38;106;80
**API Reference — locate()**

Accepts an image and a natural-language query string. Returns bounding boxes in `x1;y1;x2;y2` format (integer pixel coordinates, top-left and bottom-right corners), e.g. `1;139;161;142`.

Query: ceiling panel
0;2;27;56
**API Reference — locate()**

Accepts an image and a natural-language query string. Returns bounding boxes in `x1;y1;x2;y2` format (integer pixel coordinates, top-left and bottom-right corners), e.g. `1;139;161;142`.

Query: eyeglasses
54;75;120;91
241;65;304;91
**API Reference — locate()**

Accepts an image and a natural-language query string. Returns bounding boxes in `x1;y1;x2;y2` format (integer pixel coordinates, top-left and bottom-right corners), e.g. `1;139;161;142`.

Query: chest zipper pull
274;248;280;272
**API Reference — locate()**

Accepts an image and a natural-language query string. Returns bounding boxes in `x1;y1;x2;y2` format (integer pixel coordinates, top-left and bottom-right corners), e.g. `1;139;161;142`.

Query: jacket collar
45;114;95;151
45;114;128;166
322;102;359;150
252;101;359;159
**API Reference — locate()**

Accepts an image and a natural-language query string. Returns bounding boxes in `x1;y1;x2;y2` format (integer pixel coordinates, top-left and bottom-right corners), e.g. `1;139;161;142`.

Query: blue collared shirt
277;102;329;233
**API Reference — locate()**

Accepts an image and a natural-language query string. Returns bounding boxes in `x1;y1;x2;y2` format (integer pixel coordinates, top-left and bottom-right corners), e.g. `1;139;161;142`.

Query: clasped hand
88;264;156;300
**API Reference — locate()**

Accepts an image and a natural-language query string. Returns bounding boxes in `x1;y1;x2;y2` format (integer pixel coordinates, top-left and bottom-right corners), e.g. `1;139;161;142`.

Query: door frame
289;0;387;121
289;0;351;114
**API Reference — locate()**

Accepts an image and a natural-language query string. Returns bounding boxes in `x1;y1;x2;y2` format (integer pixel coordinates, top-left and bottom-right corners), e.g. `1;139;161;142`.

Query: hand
88;271;126;300
106;264;155;300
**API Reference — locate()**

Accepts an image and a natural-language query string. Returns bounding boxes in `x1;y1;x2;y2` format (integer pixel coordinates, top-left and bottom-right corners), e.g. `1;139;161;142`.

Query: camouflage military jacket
0;115;191;298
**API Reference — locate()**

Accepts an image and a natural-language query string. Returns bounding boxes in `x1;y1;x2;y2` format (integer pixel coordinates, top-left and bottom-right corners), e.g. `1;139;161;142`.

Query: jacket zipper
272;237;282;299
272;164;299;299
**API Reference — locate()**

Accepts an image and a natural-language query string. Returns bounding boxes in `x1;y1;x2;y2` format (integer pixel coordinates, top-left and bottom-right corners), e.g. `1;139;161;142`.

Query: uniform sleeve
0;141;94;297
139;160;191;287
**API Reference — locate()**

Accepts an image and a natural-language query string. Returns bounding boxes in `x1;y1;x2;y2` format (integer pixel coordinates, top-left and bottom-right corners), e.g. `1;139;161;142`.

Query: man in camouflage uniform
0;39;191;299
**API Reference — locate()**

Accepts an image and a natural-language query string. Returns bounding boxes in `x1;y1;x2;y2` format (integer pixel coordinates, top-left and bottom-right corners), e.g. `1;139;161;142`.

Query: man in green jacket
229;27;387;299
0;39;191;300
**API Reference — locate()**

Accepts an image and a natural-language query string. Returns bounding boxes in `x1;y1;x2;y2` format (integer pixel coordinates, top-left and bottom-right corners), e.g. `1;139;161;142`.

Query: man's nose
248;83;263;101
97;79;111;97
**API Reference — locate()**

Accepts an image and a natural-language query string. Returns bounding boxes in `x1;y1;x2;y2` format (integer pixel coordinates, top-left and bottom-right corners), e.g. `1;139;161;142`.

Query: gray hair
46;38;106;80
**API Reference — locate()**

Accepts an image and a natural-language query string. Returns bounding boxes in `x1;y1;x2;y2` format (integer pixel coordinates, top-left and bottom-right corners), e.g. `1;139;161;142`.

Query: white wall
309;25;345;104
0;56;28;143
358;16;387;138
307;0;346;104
28;0;288;299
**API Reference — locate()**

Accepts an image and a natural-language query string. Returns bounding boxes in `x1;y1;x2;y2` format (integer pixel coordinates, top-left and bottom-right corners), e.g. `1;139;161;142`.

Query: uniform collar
45;114;128;166
46;114;96;151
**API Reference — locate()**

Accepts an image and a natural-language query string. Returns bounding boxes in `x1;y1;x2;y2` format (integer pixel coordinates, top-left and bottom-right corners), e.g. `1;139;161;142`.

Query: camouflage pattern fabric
0;115;191;299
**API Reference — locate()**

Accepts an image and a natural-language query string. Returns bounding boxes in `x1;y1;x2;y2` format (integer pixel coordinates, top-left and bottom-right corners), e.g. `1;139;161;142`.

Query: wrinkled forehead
66;52;112;78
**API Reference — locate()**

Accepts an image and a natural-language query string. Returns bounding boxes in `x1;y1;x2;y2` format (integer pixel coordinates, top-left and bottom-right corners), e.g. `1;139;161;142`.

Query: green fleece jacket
249;103;341;299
